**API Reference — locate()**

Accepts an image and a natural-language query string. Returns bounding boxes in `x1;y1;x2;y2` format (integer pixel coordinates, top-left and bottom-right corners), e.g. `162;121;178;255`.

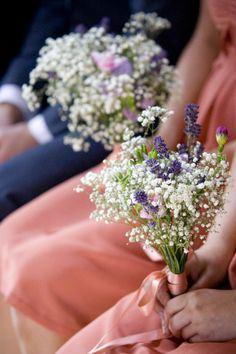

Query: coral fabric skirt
57;252;236;353
0;164;159;336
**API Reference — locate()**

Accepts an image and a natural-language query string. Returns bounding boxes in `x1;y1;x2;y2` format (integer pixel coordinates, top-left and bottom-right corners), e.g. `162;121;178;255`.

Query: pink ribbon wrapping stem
89;268;188;353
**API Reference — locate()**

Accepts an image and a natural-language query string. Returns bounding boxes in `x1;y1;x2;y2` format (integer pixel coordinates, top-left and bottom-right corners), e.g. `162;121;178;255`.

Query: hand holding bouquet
22;13;177;151
76;104;230;352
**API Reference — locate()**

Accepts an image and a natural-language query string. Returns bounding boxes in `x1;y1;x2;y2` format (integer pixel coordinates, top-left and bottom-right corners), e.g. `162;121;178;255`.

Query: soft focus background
1;0;199;79
0;1;41;78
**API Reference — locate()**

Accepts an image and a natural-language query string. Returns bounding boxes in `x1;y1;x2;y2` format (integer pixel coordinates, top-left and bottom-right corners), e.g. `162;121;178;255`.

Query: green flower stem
217;145;224;162
158;245;187;274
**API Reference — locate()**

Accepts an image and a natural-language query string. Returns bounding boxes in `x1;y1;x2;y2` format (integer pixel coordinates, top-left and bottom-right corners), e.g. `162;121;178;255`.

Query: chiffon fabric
197;0;236;150
0;0;236;343
57;253;236;354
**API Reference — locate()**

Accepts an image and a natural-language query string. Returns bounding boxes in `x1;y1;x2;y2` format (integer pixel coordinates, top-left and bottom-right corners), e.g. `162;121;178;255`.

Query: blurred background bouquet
23;13;177;151
77;104;230;277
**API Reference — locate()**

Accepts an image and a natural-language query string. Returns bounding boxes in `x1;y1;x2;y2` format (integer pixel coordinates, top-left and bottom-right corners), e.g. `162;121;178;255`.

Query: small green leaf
148;148;158;159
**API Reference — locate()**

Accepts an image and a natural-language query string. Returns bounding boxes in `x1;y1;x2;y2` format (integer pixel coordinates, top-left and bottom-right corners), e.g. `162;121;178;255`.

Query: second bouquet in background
77;104;230;281
23;12;177;151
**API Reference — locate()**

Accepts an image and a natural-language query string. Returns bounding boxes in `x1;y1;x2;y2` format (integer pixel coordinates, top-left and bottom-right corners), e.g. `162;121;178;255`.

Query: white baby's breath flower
137;106;173;127
74;185;84;193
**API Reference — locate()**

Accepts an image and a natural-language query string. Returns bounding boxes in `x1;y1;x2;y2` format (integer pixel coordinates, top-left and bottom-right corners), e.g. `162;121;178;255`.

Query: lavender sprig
184;103;201;146
154;136;169;158
134;190;148;205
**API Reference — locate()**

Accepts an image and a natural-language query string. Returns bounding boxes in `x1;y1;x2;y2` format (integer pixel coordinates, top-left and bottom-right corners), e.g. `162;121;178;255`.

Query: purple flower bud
134;190;148;206
216;126;228;146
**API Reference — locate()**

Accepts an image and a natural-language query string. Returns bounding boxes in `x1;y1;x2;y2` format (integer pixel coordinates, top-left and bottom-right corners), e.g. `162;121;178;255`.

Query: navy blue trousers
0;136;109;220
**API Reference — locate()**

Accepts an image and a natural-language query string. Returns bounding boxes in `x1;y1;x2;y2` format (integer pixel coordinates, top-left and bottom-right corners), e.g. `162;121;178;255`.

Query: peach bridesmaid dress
0;0;236;343
57;253;236;354
197;0;236;150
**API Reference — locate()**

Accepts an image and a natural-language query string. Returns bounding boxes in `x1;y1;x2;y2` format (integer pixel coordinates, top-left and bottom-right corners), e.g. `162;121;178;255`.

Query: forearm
159;1;220;149
205;152;236;252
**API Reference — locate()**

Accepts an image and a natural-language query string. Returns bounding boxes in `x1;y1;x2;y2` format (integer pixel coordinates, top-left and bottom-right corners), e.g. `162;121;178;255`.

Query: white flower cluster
77;132;230;273
22;13;177;151
137;106;173;128
123;12;171;37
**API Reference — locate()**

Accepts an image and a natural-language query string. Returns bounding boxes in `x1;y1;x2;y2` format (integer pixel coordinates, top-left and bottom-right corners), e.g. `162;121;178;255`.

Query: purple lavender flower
134;190;148;205
99;17;110;32
146;158;169;180
122;108;138;121
154;136;169;158
158;171;169;181
148;221;156;228
177;143;188;155
168;160;182;175
48;71;57;79
140;209;152;219
197;176;206;185
140;98;155;109
184;103;201;138
151;50;167;72
148;204;159;213
152;50;167;63
145;158;160;173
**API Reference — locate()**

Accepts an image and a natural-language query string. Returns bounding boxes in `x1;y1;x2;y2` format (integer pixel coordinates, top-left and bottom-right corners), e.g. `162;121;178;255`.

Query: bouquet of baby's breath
77;104;230;274
22;12;177;152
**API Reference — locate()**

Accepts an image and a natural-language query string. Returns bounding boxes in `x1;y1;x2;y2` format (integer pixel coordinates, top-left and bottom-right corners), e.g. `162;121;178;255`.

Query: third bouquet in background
23;13;177;151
